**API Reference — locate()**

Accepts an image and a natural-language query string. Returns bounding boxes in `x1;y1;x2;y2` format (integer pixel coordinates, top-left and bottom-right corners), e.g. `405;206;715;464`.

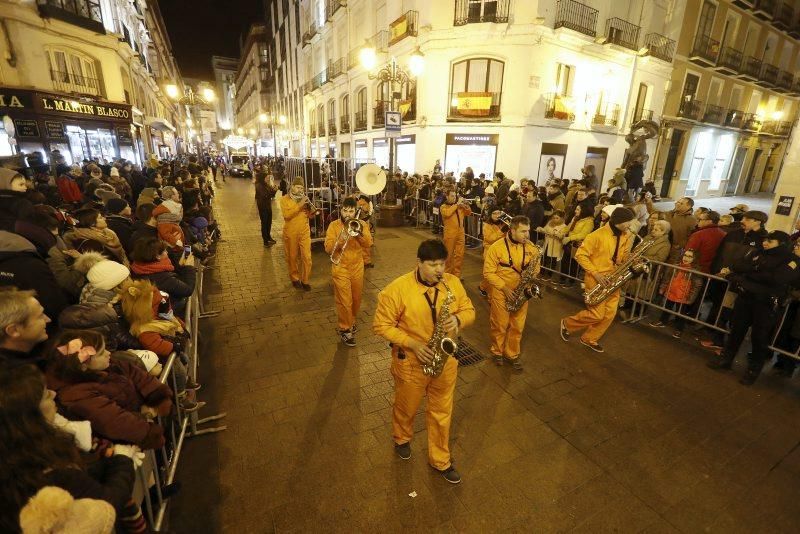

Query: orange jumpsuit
484;236;540;361
479;221;506;293
280;195;315;284
324;218;373;332
563;224;633;343
373;271;475;471
357;198;373;266
440;203;471;277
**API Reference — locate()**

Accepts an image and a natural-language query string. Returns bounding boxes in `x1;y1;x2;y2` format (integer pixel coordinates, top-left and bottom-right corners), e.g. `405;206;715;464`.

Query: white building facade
211;55;238;136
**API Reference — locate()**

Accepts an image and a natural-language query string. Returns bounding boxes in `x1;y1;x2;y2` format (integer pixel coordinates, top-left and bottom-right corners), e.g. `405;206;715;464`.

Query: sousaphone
355;163;387;196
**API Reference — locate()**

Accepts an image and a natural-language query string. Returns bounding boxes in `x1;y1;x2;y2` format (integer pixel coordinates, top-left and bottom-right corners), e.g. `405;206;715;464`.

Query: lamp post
165;83;216;156
259;113;288;157
360;45;424;211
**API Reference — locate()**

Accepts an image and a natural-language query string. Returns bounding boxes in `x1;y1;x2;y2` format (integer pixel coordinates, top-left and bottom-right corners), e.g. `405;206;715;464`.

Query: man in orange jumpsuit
484;216;540;371
373;239;475;484
280;177;315;290
440;191;472;278
357;194;374;268
560;207;635;353
478;209;507;298
324;197;373;346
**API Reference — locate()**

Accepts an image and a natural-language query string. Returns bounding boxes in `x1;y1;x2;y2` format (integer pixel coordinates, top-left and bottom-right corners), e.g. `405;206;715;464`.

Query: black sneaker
509;357;523;372
739;369;759;386
340;331;356;347
479;287;488;298
559;319;570;342
184;380;201;391
492;355;503;366
438;466;462;484
580;339;604;353
292;280;302;289
395;442;411;460
301;283;311;291
649;321;666;328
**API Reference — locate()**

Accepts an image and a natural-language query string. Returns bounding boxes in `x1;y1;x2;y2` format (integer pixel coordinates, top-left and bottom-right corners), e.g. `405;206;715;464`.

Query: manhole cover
454;339;485;367
377;232;400;239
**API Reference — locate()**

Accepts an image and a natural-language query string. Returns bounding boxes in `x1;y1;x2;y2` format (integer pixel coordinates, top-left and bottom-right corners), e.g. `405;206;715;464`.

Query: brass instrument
421;277;458;377
506;243;543;312
301;195;322;216
329;209;363;264
583;235;656;306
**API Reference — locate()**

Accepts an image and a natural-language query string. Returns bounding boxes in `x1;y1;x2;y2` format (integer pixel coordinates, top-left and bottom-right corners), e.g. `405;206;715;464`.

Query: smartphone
183;246;191;258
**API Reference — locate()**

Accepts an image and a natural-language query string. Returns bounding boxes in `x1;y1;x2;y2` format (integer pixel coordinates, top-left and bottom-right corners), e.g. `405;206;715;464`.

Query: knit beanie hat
609;207;635;225
485;186;495;194
766;230;791;245
292;176;304;186
106;198;128;214
0;167;22;190
87;260;130;290
110;167;120;177
69;164;82;175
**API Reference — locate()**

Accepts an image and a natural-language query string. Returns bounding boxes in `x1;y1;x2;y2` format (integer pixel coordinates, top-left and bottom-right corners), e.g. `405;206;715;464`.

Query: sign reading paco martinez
0;87;132;123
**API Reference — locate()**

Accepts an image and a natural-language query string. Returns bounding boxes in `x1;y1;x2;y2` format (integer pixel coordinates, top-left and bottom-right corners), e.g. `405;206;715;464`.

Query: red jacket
56;175;82;203
685;225;726;273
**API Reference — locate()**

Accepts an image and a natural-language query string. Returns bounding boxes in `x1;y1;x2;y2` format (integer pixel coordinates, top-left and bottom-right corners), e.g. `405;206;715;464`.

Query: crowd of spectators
0;150;219;532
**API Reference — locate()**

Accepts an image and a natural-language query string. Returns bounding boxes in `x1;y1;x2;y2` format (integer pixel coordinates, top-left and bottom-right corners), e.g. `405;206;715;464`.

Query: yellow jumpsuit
484;236;540;360
440;203;471;277
479;221;506;293
563;224;632;343
373;271;475;471
357;197;373;266
324;219;373;332
280;195;315;284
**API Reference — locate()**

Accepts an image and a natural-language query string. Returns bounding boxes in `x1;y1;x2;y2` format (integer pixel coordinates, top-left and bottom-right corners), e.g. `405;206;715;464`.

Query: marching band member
440;190;472;278
357;194;375;268
279;177;315;290
483;216;539;371
560;207;636;353
478;209;507;298
373;239;475;484
324;197;373;347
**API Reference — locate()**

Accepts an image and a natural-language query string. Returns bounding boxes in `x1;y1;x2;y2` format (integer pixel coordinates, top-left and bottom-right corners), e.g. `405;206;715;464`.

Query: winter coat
537;223;568;259
104;215;134;253
0;346;45;371
130;257;196;301
46;246;86;300
0;190;34;231
46;359;171;448
645;200;697;249
547;192;566;213
128;221;157;253
727;244;798;301
625;165;644;190
685;225;726;273
58;303;141;351
659;264;704;304
255;181;276;211
14;219;57;257
521;200;545;230
56;174;83;203
563;217;595;245
643;234;671;263
712;227;768;273
0;231;68;320
63;227;128;265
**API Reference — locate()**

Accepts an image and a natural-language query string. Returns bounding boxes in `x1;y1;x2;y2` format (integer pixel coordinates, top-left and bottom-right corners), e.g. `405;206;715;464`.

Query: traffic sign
385;111;401;138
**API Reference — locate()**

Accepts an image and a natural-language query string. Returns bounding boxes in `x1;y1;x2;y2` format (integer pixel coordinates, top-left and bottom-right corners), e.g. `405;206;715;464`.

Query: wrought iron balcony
543;93;575;121
789;78;800;96
554;0;598;38
757;63;779;87
354;111;368;132
302;21;319;46
604;18;640;51
742;113;762;131
454;0;511;26
760;120;790;136
772;2;794;29
724;109;745;128
677;99;703;121
702;104;725;125
592;103;621;127
339;116;350;133
631;108;654;124
373;102;389;128
737;56;761;80
790;25;800;39
643;33;675;62
317;120;326;136
449;92;502;121
328;58;344;79
776;70;794;92
326;0;345;21
49;69;101;96
731;0;756;8
389;11;418;46
689;34;720;65
38;0;105;33
715;47;742;74
328;119;337;136
753;0;776;20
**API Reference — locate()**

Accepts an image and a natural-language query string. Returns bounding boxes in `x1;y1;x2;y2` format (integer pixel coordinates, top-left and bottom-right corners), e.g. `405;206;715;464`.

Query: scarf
131;256;175;275
67;227;128;265
289;192;303;202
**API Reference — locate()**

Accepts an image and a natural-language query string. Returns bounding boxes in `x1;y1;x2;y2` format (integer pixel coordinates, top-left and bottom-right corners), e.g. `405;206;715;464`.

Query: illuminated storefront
444;133;498;180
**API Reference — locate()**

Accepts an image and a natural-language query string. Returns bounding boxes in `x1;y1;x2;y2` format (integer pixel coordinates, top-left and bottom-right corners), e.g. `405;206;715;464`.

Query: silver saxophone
506;244;543;312
422;277;458;377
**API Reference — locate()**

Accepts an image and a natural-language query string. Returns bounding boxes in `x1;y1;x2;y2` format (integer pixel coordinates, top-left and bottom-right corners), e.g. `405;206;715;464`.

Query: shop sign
44;120;65;139
354;139;368;148
40;96;131;121
445;133;499;146
0;90;33;110
14;119;40;138
777;195;794;216
116;126;133;145
396;134;416;145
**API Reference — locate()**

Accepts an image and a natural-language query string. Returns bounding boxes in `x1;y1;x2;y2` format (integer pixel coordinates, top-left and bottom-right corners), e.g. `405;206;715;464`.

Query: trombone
330;208;363;264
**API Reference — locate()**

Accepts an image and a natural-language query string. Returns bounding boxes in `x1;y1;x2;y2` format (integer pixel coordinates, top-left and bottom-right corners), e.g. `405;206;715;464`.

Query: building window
46;47;102;96
355;88;368;131
632;83;651;123
454;0;510;26
340;94;350;132
448;57;504;121
555;63;573;96
327;99;336;134
37;0;105;33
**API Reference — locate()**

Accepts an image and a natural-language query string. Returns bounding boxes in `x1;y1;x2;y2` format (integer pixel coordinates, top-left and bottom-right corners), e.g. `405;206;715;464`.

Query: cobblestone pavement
171;179;800;533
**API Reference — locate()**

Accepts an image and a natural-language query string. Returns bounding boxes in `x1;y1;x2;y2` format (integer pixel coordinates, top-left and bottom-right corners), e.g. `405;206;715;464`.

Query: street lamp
165;83;217;155
258;113;288;157
360;45;424;207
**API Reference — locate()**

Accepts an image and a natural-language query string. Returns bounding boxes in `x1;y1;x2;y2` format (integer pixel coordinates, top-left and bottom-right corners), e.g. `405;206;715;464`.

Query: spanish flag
399;100;412;117
457;92;493;116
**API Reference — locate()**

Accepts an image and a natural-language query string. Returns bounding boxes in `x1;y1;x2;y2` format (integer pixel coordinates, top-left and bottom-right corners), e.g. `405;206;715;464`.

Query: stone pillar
768;123;800;232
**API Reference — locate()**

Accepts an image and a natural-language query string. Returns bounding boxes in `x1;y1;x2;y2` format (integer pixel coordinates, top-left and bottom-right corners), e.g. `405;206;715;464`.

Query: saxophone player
373;239;475;484
560;207;636;353
324;197;372;347
484;215;540;371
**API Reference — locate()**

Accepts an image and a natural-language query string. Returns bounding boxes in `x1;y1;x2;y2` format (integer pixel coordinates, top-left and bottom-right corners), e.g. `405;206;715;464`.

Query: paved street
171;179;800;533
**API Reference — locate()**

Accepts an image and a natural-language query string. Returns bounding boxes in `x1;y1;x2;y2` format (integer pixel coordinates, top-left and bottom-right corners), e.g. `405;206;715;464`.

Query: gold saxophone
506;244;543;312
583;236;656;306
422;277;458;377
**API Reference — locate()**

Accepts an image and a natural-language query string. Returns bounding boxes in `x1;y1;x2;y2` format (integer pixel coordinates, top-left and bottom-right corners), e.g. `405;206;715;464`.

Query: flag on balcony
390;17;408;44
399;100;412;117
457;92;492;116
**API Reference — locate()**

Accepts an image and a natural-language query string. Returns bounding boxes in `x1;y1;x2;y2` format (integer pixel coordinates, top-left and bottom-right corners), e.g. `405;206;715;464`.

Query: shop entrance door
660;130;684;198
724;146;747;195
743;149;762;193
66;126;89;162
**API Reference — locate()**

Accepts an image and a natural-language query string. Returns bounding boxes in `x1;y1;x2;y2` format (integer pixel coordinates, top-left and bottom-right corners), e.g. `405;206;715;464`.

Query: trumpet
330;209;362;264
301;195;321;215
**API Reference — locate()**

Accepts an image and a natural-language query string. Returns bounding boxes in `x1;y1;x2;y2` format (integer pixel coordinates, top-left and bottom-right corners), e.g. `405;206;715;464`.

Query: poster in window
777;195;794;216
13;119;40;138
536;143;568;185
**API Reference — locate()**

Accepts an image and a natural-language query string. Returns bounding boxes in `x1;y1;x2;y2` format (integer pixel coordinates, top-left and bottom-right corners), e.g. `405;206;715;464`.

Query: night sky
159;0;264;80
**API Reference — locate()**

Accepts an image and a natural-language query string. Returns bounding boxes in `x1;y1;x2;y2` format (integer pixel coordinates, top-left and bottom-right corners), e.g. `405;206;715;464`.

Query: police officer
707;231;798;385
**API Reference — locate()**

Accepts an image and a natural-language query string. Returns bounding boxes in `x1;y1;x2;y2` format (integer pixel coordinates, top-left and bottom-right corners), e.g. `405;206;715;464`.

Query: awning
145;116;176;132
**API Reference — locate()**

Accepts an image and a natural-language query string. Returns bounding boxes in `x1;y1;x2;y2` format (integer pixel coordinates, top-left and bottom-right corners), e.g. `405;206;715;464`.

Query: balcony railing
605;17;640;51
543;93;575;121
389;10;418;46
716;47;742;73
328;118;337;136
340;115;350;133
739;56;762;79
49;69;101;96
317;120;326;136
302;20;319;46
592;103;621;127
753;0;777;19
326;0;345;20
690;34;720;64
454;0;511;26
731;0;757;8
773;2;794;29
702;104;725;125
776;70;794;91
354;110;368;131
37;0;105;33
328;58;344;79
724;109;745;128
643;33;676;62
758;63;779;86
554;0;598;38
373;101;389;127
678;99;703;120
449;91;502;121
631;108;654;124
742;113;762;131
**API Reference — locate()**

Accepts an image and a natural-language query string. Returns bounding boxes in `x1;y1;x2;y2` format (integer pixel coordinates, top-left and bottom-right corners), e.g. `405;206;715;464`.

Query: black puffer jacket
727;244;798;301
